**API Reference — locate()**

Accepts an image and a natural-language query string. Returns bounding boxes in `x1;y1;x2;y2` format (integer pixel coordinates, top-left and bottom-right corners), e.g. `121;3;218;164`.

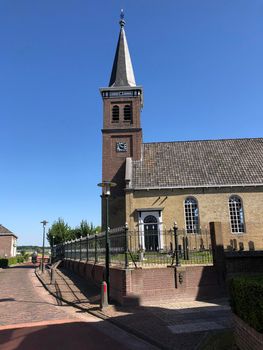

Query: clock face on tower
116;142;127;152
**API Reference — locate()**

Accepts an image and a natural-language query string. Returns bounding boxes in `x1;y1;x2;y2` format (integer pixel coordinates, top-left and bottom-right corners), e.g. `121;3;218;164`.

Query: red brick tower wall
101;90;143;229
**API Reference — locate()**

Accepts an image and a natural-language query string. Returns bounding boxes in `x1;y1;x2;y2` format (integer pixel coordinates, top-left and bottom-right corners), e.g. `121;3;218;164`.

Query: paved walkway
37;265;233;350
0;264;73;326
0;264;158;350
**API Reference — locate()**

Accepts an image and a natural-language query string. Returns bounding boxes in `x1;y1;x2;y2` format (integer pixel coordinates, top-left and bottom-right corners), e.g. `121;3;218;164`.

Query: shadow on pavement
58;267;100;304
9;264;35;269
0;264;233;350
42;265;232;349
0;298;15;303
0;321;137;350
0;301;233;350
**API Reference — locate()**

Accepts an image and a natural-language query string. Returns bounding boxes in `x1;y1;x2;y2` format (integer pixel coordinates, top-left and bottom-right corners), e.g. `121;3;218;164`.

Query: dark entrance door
144;215;159;251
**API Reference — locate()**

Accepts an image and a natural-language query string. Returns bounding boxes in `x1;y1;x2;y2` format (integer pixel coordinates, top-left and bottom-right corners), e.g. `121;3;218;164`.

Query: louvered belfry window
124;104;132;122
184;197;199;233
229;196;245;233
112;105;119;122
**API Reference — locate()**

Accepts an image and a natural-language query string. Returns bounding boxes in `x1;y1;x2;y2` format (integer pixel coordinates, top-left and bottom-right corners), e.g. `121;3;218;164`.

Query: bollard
100;281;108;309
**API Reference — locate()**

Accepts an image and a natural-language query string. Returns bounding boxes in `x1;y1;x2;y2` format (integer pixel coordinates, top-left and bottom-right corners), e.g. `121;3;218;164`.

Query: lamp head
41;220;48;226
97;181;117;196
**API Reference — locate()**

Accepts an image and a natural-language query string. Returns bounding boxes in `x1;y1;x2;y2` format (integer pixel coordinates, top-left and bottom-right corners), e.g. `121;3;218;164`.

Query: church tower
100;12;143;228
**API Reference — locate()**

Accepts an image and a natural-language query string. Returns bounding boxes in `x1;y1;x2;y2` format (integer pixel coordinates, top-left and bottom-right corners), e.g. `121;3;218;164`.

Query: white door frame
138;211;163;250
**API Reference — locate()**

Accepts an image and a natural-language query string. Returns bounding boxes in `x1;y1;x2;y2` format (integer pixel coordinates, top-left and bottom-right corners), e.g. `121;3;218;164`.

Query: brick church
100;14;263;250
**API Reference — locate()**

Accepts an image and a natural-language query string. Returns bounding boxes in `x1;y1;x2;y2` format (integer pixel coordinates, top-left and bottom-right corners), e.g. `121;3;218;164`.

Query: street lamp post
97;181;116;301
173;221;181;267
40;220;48;273
51;235;55;263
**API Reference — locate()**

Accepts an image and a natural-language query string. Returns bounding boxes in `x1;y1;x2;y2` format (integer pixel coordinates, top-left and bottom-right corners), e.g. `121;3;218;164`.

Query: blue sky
0;1;262;245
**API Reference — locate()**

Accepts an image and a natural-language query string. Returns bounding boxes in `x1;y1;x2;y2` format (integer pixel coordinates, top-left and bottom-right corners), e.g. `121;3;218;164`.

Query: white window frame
228;195;245;234
184;197;199;234
138;211;163;250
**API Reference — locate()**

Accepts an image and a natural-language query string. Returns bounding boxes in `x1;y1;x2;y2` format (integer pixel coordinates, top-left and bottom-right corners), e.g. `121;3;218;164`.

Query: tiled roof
0;224;12;234
132;138;263;189
0;224;17;237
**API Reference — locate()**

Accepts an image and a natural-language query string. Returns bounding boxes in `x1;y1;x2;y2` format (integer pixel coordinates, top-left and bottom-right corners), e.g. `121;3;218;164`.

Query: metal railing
53;227;213;268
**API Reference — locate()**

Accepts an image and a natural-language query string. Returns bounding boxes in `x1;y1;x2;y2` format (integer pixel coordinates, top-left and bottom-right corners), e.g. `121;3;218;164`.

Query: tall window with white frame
184;197;199;233
229;196;245;233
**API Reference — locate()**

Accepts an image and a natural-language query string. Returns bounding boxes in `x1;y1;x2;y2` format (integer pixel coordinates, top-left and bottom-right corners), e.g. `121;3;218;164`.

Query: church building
100;14;263;251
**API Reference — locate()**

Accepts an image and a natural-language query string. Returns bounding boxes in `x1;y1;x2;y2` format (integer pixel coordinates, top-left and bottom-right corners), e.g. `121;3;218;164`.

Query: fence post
86;235;89;261
95;234;98;263
210;222;226;285
124;223;129;269
173;222;180;267
74;240;77;260
183;235;189;260
80;236;82;261
50;267;55;284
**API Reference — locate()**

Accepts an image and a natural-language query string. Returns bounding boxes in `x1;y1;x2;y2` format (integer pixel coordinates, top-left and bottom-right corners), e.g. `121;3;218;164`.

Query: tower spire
119;9;125;28
109;10;136;87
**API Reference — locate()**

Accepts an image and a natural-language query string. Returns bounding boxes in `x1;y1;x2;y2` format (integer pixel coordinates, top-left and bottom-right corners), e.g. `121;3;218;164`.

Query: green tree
47;218;101;244
47;218;72;245
69;227;82;239
79;220;100;236
71;220;101;239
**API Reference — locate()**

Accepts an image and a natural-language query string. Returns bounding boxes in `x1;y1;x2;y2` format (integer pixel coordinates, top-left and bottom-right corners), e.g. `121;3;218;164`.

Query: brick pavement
0;264;76;326
37;265;233;350
0;264;158;350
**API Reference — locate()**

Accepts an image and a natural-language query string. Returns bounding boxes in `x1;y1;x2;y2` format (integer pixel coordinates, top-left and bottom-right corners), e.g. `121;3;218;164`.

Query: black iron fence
53;227;213;268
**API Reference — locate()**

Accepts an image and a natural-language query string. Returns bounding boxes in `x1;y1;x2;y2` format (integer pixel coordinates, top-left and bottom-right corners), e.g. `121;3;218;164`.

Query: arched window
123;104;132;122
143;215;158;224
229;196;245;233
112;105;119;122
184;197;199;233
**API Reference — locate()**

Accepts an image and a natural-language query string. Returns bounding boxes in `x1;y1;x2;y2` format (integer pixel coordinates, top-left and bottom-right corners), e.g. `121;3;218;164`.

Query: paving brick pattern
38;267;101;310
0;265;76;326
37;265;233;350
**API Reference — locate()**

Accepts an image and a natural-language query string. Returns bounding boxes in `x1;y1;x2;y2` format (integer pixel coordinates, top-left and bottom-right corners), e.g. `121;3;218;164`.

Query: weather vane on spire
119;9;125;28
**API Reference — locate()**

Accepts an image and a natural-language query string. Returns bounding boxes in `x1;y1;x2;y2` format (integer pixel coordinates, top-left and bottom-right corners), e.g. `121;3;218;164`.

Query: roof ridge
143;137;263;145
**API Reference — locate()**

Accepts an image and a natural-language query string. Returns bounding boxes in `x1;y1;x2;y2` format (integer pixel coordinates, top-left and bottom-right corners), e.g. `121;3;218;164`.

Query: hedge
0;256;24;268
229;275;263;333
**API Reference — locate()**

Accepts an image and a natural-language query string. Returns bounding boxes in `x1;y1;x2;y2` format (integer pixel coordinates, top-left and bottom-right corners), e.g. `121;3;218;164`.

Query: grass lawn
110;250;213;266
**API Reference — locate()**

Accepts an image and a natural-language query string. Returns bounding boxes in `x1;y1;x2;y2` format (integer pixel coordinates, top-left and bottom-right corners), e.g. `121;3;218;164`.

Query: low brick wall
62;259;225;305
233;314;263;350
126;265;224;304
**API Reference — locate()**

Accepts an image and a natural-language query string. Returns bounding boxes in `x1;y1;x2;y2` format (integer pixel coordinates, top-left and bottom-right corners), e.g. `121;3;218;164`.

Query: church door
143;215;159;251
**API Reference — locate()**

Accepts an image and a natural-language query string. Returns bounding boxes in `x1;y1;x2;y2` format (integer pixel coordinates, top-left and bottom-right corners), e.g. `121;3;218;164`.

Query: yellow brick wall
125;187;263;250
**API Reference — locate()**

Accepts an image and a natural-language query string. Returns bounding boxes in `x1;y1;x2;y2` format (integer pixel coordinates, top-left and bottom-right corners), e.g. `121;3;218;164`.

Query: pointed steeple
109;10;136;87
